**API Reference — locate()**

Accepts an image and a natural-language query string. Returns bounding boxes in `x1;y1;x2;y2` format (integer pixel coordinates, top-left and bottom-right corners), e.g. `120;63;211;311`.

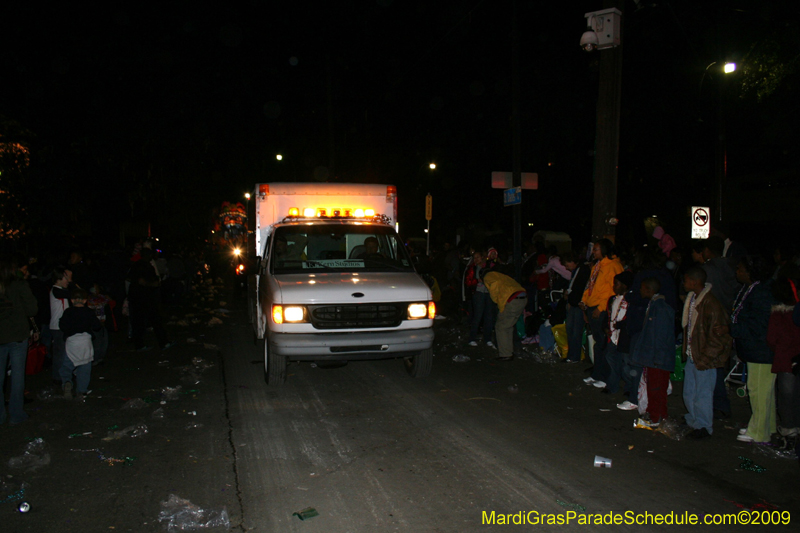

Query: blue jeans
469;291;496;344
683;358;716;434
605;343;627;393
0;340;29;424
51;329;66;380
565;305;584;362
60;357;92;394
586;307;608;382
93;327;109;363
713;367;731;415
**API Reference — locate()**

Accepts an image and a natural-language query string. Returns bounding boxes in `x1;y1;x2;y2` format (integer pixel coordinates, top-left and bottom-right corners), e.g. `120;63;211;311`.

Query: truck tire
263;336;287;385
404;347;432;378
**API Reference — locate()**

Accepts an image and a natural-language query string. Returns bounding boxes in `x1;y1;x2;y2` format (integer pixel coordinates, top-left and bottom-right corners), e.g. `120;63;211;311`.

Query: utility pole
511;0;523;281
590;0;624;242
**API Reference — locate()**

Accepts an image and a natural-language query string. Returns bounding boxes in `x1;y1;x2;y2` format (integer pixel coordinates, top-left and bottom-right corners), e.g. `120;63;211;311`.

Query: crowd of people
452;227;800;452
1;241;209;425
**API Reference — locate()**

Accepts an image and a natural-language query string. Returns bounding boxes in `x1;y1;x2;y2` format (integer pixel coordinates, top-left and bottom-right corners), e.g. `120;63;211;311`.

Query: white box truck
247;183;435;385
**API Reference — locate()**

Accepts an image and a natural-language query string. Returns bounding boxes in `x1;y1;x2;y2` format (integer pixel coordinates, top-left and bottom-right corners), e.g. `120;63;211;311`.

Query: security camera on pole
580;4;623;242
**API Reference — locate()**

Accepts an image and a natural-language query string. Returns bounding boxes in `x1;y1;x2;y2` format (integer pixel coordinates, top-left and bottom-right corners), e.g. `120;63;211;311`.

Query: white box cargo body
248;183;435;385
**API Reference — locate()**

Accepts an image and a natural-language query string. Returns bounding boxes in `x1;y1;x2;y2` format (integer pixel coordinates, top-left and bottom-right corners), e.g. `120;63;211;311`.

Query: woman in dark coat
715;256;776;443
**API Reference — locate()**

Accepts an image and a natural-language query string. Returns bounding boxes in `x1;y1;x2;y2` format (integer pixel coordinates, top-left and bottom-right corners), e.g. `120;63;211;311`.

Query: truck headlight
272;305;306;324
407;303;428;319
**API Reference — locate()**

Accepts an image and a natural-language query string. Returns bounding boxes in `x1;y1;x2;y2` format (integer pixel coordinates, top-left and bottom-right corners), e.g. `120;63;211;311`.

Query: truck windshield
269;225;416;274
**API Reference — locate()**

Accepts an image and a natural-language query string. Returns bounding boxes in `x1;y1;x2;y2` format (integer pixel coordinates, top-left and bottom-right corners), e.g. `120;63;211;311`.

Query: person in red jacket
767;265;800;440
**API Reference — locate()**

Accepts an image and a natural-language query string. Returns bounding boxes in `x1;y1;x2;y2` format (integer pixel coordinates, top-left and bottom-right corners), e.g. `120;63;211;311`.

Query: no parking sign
691;206;710;239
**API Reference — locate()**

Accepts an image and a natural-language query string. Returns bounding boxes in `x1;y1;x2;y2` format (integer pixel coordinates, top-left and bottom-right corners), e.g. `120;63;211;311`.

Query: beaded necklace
585;260;602;296
731;281;760;324
686;292;698;353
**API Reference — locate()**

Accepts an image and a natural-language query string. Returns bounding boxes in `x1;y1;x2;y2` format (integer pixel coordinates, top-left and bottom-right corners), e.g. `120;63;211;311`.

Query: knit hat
487;247;498;258
652;226;665;240
614;271;634;289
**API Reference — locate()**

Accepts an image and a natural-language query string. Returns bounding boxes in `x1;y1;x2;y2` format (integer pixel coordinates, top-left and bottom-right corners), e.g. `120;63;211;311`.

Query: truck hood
273;272;431;304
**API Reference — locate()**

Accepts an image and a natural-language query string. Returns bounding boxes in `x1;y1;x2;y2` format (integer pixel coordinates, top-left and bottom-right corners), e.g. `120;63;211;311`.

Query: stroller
725;353;748;398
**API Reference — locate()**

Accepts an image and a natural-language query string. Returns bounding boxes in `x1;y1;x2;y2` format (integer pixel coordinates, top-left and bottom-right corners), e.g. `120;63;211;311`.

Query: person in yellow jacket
481;269;528;361
580;239;624;387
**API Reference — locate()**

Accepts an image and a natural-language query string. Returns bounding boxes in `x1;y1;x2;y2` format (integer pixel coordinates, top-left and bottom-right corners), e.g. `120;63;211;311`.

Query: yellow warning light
354;208;364;217
303;208;315;217
365;209;375;217
288;207;299;217
316;208;327;217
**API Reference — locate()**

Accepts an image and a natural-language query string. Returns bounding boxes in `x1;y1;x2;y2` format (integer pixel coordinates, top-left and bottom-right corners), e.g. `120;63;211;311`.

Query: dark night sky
2;0;798;252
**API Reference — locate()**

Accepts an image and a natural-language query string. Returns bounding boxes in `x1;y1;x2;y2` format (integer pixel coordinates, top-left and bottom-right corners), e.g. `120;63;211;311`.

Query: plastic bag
122;398;148;410
8;438;51;471
158;494;230;532
655;417;684;441
637;368;648;415
162;386;183;401
103;423;149;441
538;321;555;351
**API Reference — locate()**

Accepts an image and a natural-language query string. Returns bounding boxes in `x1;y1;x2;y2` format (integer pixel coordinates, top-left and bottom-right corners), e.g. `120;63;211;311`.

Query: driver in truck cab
274;234;308;262
357;237;383;259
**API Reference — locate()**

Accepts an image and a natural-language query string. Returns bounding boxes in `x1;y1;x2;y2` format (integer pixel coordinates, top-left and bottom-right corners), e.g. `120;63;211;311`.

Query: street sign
504;186;521;206
691;206;710;239
491;172;539;189
425;194;432;221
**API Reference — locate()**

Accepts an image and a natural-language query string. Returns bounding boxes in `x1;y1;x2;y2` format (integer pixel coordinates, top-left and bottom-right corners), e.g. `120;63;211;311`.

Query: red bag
26;341;47;375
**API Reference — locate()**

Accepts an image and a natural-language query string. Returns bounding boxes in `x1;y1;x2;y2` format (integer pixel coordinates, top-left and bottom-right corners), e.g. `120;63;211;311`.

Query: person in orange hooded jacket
580;239;624;387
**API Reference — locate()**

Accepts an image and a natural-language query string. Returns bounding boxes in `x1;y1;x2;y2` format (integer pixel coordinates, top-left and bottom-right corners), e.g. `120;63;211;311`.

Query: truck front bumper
270;328;434;360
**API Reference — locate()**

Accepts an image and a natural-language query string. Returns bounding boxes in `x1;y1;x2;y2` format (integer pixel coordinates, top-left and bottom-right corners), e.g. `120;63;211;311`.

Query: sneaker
486;341;495;348
738;427;748;435
778;426;799;437
583;377;596;384
687;428;711;439
737;433;755;443
592;381;606;389
617;400;638;411
63;381;73;400
162;341;177;351
468;341;478;347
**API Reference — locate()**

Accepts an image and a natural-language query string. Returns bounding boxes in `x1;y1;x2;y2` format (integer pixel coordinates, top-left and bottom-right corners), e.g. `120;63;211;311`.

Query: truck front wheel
404;347;432;378
263;336;287;386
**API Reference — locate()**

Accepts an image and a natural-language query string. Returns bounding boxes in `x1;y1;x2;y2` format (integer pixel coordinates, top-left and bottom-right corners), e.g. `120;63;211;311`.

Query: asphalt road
2;281;798;532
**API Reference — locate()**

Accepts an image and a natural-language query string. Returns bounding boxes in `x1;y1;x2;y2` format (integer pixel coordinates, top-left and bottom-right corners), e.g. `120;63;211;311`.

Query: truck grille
309;304;403;329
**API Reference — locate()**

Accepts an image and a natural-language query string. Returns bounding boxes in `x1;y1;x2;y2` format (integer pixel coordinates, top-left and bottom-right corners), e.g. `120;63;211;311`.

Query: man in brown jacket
681;266;733;439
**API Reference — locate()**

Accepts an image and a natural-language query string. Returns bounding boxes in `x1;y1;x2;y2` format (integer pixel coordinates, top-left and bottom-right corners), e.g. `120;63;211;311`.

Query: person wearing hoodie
714;256;776;443
0;258;38;425
629;277;676;426
701;235;741;421
681;266;733;439
580;239;624;388
481;268;527;362
652;226;677;258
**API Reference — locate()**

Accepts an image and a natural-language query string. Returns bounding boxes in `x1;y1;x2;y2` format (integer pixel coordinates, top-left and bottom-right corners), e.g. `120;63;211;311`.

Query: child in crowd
603;271;633;398
681;267;732;439
59;288;102;400
629;277;676;426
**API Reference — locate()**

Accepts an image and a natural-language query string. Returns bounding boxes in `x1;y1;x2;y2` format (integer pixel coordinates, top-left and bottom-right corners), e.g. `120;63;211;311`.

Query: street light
244;192;251;200
723;62;736;74
276;154;283;161
429;163;436;170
